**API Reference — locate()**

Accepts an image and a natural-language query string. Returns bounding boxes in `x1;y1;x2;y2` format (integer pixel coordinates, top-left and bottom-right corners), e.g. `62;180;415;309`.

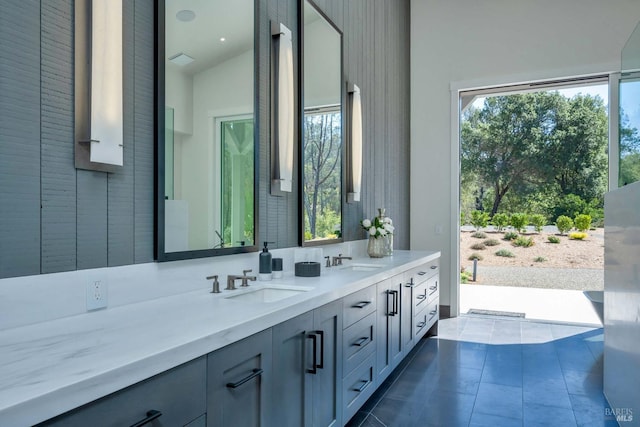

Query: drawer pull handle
129;410;162;427
405;280;415;288
352;301;371;309
226;368;263;389
306;333;318;374
354;379;371;393
417;271;426;276
416;321;426;329
353;336;370;347
431;265;437;269
429;285;438;293
416;294;426;300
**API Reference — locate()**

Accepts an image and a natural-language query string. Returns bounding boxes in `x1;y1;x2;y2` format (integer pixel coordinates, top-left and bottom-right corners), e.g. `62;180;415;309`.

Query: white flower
368;227;377;236
384;224;394;233
384;217;393;225
377;227;386;236
362;219;372;228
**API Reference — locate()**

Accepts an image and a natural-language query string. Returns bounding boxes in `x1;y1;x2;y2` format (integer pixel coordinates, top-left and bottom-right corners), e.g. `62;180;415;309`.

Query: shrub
555;215;574;235
495;249;515;258
461;269;473;284
468;253;484;261
530;214;546;233
569;232;588;240
510;213;528;233
470;242;486;250
553;193;588;220
534;256;547;263
470;210;490;231
513;236;534;247
460;211;468;226
547;235;561;244
491;213;509;232
484;239;500;247
503;231;519;241
471;231;487;239
574;214;592;232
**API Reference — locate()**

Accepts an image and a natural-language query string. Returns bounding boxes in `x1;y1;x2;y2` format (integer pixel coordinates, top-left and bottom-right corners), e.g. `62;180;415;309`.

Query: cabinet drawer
342;353;376;424
343;286;377;328
39;357;207;427
343;311;376;374
414;299;439;341
406;259;439;286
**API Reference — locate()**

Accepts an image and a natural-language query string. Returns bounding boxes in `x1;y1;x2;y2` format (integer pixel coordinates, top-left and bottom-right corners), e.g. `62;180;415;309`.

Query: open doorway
458;78;615;325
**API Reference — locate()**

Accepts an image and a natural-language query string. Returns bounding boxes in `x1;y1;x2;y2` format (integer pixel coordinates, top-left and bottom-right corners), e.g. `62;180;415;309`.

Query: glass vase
367;236;386;258
384;234;393;256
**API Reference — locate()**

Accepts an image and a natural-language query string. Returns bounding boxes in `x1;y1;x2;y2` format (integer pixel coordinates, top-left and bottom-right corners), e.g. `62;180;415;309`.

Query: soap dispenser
259;241;273;281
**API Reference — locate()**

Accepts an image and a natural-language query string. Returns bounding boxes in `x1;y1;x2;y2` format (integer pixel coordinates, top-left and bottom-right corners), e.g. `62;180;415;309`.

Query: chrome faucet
226;269;257;290
332;254;352;266
206;275;221;293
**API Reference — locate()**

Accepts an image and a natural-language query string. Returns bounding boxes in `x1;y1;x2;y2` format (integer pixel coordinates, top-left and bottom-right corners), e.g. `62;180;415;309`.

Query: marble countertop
0;250;439;426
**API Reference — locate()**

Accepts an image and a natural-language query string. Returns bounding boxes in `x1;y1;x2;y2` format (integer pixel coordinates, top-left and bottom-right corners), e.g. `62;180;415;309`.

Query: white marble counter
0;249;439;426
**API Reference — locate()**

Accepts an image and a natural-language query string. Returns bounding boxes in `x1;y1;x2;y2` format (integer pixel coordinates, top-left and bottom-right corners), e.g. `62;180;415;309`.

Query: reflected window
303;107;342;241
619;78;640;187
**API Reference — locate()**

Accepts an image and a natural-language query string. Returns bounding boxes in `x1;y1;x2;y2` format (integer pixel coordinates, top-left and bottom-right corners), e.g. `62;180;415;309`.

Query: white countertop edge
0;250;440;426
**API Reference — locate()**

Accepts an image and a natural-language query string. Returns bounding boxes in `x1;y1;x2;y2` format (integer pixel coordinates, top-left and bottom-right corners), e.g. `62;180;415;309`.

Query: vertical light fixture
347;83;362;203
271;22;294;195
75;0;123;171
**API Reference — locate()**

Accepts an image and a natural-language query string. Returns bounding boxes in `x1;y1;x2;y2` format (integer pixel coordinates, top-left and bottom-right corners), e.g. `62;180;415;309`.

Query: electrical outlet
86;276;108;311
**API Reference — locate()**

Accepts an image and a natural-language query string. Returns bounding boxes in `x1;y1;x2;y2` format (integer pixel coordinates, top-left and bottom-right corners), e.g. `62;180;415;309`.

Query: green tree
530;214;546;233
470;210;490;231
510;213;528;233
491;213;509;231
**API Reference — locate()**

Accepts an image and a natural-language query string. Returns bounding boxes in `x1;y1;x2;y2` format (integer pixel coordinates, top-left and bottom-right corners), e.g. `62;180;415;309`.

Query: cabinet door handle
353;336;370;347
405;278;415;288
352;301;371;309
390;290;399;315
354;379;371;393
317;330;325;369
386;290;394;316
306;333;318;374
226;368;263;388
129;410;162;427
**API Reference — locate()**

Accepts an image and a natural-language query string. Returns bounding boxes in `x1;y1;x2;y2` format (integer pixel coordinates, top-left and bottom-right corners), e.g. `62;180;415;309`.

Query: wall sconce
347;83;362;203
271;22;294;195
75;0;124;172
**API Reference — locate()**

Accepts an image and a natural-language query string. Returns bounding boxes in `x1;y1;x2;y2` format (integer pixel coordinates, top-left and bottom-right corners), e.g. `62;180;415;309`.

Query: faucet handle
243;269;253;276
206;275;220;293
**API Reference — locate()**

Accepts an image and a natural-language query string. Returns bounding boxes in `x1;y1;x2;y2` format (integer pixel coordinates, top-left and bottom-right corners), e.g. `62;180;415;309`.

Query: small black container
295;261;321;277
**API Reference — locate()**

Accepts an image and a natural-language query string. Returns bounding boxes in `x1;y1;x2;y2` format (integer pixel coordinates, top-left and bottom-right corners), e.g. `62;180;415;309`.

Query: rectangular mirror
300;0;343;245
156;0;258;260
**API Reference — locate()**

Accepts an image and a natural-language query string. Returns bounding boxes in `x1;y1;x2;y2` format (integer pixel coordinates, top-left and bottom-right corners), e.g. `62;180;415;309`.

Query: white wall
410;0;640;313
183;49;254;249
165;66;193;135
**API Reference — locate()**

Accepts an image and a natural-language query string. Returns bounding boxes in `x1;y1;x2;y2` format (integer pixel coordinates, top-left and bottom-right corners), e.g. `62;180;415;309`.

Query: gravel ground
464;265;604;291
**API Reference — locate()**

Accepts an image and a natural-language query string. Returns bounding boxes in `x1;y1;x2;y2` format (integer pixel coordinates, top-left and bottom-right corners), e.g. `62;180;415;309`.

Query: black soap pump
259;241;274;281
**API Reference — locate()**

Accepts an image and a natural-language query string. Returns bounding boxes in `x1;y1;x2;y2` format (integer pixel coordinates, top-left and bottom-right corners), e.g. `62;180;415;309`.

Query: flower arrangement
361;213;394;239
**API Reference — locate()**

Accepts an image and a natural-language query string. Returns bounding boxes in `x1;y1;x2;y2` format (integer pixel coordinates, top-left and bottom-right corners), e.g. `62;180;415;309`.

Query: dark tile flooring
346;316;618;427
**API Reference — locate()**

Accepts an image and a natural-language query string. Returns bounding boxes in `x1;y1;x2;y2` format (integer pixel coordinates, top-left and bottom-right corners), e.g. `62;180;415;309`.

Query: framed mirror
156;0;258;260
300;0;344;246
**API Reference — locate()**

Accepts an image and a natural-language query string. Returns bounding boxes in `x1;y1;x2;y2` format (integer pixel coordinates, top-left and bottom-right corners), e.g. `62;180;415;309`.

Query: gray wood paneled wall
0;0;409;279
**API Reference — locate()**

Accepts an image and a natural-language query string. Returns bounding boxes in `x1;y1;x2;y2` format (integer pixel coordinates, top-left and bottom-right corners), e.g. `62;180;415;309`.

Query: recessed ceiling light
219;37;226;42
169;52;194;66
176;9;196;22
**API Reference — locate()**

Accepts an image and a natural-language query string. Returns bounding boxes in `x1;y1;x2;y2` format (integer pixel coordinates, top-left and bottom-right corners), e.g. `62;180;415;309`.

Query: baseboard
439;304;450;319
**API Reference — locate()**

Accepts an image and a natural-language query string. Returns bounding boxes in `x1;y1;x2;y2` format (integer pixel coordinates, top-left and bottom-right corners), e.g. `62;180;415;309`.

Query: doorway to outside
458;77;611;325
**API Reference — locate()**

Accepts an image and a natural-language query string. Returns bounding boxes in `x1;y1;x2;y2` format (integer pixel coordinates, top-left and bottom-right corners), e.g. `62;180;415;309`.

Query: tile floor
346;316;617;427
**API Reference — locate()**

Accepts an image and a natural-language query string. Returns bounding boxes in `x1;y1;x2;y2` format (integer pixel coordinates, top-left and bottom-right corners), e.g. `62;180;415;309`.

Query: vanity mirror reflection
157;0;257;260
300;0;343;245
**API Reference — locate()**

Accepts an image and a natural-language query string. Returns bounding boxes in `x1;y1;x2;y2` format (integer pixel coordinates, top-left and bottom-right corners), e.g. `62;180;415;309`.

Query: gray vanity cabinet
207;329;272;427
375;275;404;383
271;300;343;427
37;357;207;427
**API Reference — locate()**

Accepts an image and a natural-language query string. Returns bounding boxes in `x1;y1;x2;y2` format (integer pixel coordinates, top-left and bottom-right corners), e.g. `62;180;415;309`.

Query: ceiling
165;0;254;75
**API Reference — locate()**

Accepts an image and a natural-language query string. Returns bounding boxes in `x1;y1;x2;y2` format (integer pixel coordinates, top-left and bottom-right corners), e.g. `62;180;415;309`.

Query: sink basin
340;263;385;272
225;285;313;303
